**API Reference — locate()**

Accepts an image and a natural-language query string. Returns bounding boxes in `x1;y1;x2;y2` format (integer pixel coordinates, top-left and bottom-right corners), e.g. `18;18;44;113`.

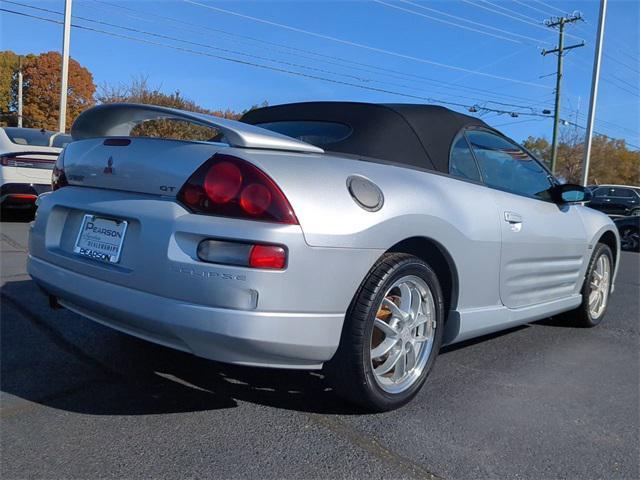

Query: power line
86;0;558;108
7;2;634;145
480;0;544;23
2;0;380;84
6;0;555;112
181;0;551;89
462;0;586;43
396;0;551;45
511;0;556;17
490;117;547;128
604;53;640;76
375;0;546;45
566;56;640;98
0;7;552;119
559;118;640;150
524;0;640;72
531;0;567;16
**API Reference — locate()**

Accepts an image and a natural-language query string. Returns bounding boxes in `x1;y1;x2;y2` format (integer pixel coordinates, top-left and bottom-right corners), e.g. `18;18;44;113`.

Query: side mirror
551;183;592;204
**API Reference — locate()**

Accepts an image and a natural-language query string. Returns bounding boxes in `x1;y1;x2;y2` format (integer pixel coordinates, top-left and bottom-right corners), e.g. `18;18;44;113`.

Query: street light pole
581;0;608;186
58;0;73;133
17;56;23;128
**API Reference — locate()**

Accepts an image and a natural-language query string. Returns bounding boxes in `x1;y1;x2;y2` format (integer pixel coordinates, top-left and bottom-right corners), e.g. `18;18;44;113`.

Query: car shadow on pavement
2;278;542;417
1;279;362;416
0;209;35;223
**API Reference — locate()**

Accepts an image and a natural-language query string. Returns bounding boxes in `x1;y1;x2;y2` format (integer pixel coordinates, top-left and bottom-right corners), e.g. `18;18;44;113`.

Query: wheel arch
598;229;618;266
386;236;459;314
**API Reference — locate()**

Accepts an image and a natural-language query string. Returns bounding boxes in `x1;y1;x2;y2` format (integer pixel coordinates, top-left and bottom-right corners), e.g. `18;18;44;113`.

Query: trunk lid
62;137;226;197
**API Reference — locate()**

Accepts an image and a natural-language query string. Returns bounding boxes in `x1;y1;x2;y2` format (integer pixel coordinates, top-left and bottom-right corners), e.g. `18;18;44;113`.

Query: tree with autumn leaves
0;49;637;186
0;50;95;130
523;130;639;186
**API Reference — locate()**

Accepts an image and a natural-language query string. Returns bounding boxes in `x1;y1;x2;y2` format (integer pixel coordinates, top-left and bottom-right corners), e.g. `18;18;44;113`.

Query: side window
611;188;633;198
466;130;553;200
449;134;481;182
593;188;609;198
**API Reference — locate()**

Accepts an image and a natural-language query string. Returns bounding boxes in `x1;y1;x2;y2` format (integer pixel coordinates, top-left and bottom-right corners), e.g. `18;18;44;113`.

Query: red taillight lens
249;244;287;269
197;239;288;270
204;161;242;203
178;154;298;225
51;165;68;191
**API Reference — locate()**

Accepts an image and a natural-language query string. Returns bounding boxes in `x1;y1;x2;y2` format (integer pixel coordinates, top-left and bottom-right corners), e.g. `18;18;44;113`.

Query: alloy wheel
370;275;436;394
620;228;639;251
588;253;611;319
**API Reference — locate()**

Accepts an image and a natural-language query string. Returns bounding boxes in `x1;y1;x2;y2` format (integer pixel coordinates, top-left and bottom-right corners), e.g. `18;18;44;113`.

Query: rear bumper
28;255;345;369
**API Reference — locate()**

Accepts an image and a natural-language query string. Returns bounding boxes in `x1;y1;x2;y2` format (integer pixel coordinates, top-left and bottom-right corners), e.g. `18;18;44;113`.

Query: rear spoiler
71;103;324;154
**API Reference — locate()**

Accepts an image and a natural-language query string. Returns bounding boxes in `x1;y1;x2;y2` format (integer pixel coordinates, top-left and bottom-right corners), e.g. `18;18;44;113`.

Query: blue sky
1;0;638;147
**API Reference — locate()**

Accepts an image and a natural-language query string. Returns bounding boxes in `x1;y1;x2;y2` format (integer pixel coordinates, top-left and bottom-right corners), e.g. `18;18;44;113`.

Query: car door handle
504;211;522;223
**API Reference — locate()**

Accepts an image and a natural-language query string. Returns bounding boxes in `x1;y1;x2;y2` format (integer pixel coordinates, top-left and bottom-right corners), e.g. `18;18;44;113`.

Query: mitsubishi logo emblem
104;156;114;174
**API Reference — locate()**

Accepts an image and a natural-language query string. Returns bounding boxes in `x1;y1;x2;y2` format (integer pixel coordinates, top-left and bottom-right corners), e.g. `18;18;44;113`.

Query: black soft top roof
241;101;489;172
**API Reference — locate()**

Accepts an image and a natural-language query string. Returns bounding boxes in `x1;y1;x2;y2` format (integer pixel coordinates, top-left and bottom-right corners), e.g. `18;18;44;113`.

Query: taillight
197;239;287;270
249;244;287;269
178;154;298;224
51;165;68;190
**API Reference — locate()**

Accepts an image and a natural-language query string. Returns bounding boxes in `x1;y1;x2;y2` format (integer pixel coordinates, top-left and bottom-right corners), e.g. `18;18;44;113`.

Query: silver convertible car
28;102;619;411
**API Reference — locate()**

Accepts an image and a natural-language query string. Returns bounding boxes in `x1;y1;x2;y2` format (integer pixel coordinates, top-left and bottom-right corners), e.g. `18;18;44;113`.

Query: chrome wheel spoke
374;347;402;376
413;313;429;329
588;290;599;307
398;283;413;316
392;351;407;380
382;297;406;320
413;333;432;343
374;318;398;339
405;344;417;371
371;337;398;359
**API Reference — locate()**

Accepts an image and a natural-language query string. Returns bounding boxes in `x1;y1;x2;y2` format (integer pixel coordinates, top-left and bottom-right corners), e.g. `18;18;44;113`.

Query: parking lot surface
1;219;639;479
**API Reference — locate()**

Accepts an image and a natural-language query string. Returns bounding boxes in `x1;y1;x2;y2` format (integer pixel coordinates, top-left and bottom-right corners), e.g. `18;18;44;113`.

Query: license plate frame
73;214;128;264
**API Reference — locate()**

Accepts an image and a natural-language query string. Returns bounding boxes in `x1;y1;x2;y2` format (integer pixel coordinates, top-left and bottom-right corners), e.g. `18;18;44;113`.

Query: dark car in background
614;216;640;252
588;185;640;217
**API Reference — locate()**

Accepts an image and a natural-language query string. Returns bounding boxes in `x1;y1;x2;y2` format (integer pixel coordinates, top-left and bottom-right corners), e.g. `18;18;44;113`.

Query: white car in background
0;127;72;212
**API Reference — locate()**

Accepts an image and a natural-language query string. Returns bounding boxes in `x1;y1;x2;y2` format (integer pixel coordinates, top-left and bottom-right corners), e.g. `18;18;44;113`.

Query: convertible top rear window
256;121;352;147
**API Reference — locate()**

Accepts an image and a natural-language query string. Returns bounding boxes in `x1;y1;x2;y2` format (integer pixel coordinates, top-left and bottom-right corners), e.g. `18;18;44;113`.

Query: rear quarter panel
235;149;503;311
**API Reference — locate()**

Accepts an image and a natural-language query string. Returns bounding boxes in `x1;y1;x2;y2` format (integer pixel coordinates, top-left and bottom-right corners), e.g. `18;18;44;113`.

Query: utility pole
581;0;608;186
58;0;72;133
17;56;23;128
542;12;585;174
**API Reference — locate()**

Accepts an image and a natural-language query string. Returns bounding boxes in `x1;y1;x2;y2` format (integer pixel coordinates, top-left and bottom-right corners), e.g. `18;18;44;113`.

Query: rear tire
326;253;444;412
562;243;613;328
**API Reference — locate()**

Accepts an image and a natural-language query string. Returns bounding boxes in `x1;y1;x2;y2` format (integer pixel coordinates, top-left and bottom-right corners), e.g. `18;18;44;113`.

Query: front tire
619;226;639;251
326;253;444;412
563;243;614;327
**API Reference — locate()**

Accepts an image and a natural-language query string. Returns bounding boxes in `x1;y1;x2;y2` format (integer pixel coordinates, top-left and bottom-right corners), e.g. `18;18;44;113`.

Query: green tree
0;50;20;125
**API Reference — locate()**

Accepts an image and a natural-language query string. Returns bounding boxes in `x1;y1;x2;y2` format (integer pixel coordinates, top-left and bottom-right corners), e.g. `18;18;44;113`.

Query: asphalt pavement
1;217;639;479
